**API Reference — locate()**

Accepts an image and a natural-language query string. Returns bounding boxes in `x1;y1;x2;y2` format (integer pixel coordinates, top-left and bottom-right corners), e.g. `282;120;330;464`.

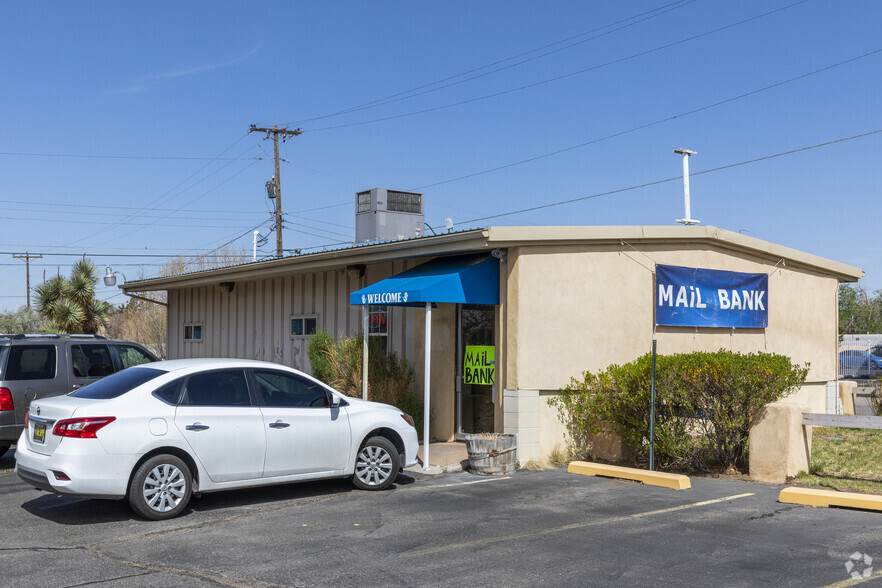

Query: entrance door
457;304;496;435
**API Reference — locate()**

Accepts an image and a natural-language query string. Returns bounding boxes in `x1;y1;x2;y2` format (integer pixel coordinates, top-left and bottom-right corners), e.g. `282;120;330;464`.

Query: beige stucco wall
505;242;840;457
413;304;457;442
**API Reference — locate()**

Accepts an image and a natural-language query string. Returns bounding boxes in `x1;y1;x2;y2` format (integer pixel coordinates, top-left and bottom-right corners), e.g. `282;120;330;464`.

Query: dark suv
0;335;158;456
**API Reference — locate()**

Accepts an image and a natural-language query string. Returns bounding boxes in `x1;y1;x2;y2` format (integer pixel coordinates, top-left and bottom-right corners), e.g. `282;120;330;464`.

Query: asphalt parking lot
2;446;881;587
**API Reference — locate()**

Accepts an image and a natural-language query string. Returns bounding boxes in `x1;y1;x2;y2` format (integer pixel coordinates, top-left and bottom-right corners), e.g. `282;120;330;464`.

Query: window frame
184;322;203;342
290;314;318;338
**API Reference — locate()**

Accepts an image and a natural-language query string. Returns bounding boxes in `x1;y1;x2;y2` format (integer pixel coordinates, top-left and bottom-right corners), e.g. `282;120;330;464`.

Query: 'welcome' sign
655;264;768;328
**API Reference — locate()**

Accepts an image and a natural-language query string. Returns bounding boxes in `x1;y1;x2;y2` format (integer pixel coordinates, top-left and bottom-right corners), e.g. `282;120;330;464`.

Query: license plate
33;423;46;444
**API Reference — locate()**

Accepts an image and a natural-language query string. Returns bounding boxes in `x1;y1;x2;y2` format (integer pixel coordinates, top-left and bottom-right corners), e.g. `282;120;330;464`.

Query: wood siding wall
167;260;417;374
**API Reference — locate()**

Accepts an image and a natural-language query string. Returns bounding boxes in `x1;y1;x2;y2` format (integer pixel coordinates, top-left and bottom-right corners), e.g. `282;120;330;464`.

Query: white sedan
15;358;419;520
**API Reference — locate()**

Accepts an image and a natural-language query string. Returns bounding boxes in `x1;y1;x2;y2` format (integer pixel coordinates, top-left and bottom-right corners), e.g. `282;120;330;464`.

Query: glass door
457;304;496;435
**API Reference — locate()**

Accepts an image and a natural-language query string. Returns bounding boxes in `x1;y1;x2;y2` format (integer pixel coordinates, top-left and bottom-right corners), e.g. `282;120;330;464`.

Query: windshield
70;367;167;399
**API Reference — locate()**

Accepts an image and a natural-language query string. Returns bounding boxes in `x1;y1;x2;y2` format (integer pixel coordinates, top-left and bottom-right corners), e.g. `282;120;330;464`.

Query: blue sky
1;0;880;312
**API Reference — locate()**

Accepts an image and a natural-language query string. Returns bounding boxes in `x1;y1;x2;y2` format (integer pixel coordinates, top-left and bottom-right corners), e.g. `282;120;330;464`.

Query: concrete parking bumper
779;486;882;511
568;461;691;490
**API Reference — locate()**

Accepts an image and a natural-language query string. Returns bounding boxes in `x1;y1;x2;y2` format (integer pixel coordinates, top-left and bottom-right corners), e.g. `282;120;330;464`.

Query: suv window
71;344;113;378
114;344;156;369
70;367;167;399
5;345;56;380
254;370;329;408
182;370;251;407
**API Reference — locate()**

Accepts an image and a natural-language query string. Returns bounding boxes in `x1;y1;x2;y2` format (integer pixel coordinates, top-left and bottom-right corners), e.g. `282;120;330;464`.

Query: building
121;224;863;462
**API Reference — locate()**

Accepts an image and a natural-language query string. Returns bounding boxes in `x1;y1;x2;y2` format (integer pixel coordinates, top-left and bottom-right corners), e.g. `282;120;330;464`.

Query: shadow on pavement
20;471;417;524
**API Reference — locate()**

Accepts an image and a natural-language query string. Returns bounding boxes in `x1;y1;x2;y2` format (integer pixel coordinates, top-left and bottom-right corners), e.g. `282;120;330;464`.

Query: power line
445;128;882;226
0;151;261;161
410;47;882;190
304;0;811;132
59;134;256;247
284;0;696;125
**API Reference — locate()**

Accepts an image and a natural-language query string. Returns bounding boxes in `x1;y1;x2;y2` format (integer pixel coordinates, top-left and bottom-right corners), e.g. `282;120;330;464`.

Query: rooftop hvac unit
355;188;424;242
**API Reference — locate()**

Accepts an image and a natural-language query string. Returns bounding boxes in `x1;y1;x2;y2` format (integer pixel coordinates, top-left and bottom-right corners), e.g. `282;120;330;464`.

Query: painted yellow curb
778;487;882;511
567;461;691;490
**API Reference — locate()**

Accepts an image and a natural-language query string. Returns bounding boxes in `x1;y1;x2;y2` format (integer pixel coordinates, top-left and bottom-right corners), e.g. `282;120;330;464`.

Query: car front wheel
352;436;399;491
128;454;192;520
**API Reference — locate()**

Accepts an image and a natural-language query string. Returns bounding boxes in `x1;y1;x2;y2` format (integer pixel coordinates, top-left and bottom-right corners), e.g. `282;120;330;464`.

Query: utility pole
13;252;42;310
248;124;302;257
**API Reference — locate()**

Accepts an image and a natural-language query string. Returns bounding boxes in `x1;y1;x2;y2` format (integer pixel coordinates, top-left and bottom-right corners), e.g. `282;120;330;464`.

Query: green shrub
549;350;808;472
871;379;882;417
306;329;336;384
307;330;425;435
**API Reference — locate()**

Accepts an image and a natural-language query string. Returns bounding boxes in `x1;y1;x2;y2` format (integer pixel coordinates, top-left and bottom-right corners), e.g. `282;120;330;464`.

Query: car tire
352;436;399;491
0;444;9;458
128;454;192;520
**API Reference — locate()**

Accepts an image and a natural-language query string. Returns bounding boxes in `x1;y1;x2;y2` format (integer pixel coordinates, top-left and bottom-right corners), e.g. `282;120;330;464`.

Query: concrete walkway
409;441;470;474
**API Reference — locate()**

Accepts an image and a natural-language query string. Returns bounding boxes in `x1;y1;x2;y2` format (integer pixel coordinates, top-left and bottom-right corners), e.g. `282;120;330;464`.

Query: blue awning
350;253;500;306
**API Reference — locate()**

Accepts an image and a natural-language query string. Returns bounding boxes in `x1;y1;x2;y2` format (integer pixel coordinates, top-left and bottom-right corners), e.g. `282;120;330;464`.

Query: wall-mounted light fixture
104;265;168;307
219;282;236;293
103;265;125;286
347;264;366;279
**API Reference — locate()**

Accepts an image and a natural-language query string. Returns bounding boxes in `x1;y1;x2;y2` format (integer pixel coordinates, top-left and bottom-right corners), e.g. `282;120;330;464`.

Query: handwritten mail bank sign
655;264;768;328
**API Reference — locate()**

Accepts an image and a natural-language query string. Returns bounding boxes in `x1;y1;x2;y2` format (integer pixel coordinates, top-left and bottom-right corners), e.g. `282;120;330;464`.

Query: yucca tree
34;259;110;334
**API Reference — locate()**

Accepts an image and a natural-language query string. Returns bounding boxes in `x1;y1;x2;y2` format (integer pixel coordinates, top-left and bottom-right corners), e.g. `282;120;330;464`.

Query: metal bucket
464;433;518;475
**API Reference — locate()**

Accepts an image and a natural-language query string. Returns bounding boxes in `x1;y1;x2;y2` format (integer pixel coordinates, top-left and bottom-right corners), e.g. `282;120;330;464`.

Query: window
153;379;183;405
291;316;317;337
71;344;113;377
368;305;389;354
71;367;166;399
114;344;156;369
184;323;203;341
5;345;56;380
182;370;251;407
254;370;329;408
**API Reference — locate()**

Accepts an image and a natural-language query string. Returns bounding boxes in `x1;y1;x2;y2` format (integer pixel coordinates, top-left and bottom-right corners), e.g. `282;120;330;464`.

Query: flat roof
121;225;863;292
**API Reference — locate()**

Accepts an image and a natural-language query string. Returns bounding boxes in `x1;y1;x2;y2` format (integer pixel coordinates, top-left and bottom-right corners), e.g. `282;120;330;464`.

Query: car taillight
24;410;29;429
52;417;116;439
0;388;13;412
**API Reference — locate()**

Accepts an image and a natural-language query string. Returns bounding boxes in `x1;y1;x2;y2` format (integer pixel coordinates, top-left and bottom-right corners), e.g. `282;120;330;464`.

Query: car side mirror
329;394;341;408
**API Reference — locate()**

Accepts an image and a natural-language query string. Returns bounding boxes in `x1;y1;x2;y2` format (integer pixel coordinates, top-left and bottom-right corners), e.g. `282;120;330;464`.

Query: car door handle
186;423;210;431
268;421;290;429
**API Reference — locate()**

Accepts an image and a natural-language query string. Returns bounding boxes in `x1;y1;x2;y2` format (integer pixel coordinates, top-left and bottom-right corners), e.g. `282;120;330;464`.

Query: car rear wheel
128;454;192;520
352;436;399;491
0;444;9;458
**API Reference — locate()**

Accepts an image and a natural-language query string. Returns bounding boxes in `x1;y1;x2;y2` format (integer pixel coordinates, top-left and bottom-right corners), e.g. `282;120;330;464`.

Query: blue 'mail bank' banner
655;264;768;328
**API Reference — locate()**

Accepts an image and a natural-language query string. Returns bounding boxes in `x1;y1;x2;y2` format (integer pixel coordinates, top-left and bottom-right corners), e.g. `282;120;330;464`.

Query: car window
153;379;183;405
182;370;252;407
0;346;9;379
70;367;167;399
4;345;56;380
254;370;329;408
114;344;156;369
71;344;113;377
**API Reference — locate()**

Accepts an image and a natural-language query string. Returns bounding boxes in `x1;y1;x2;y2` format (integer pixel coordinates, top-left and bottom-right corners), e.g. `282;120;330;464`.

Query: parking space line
823;567;882;587
411;492;755;555
406;476;512;490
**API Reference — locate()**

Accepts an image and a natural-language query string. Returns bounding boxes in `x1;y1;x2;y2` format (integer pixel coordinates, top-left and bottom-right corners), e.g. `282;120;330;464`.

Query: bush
549;350;808;472
307;330;425;435
870;380;882;417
